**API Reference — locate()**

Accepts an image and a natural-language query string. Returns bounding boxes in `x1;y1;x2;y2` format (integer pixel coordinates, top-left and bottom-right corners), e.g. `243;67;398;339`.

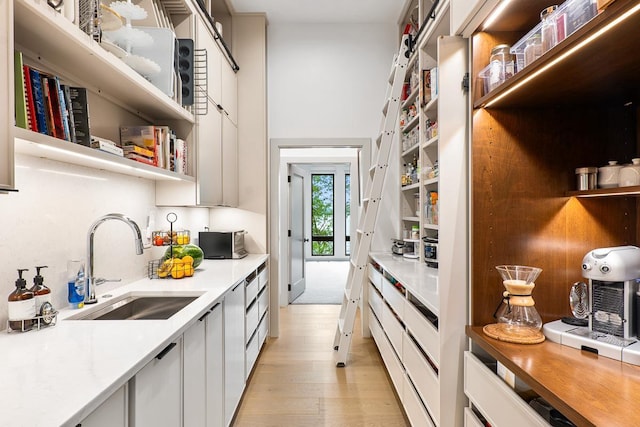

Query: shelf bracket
462;73;470;93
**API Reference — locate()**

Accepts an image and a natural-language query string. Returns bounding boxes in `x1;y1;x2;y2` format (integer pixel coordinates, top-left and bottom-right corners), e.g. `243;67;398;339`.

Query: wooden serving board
483;323;545;344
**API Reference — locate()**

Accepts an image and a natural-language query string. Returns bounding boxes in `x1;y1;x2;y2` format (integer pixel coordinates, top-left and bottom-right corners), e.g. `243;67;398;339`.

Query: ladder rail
334;35;411;367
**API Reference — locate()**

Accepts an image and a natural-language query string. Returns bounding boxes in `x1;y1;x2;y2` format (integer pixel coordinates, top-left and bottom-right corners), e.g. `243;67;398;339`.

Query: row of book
119;125;187;174
14;51;91;146
14;51;188;175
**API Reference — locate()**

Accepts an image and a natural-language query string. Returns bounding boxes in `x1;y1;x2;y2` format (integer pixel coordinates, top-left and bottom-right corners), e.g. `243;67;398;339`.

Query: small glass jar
488;44;514;91
523;34;542;68
540;6;558;54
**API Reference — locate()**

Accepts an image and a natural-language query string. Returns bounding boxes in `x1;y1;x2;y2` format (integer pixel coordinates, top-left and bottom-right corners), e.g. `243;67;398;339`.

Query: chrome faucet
85;213;144;304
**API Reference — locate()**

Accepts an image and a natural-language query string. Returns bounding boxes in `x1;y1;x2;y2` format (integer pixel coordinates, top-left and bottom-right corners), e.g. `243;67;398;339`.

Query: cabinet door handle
210;302;221;311
232;282;242;292
198;311;211;321
156;342;177;360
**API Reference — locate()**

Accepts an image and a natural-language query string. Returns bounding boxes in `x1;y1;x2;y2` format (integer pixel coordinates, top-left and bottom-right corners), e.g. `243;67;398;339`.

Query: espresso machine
543;246;640;365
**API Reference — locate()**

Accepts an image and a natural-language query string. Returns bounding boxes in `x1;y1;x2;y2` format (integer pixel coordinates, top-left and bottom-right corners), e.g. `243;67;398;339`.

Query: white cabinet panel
464;352;550;427
382;277;405;318
404;300;439;367
369;282;383;321
382;303;404;359
258;265;269;292
221;62;237;125
245;331;259;379
258;310;269;347
196;14;222;106
246;276;259;306
221;114;238;207
370;308;404;403
224;280;245;426
403;332;439;424
206;303;224;427
245;300;259;344
464;407;485;427
184;317;207;427
130;338;183;427
257;286;268;320
403;376;435;427
368;264;382;292
80;384;127;427
451;0;500;37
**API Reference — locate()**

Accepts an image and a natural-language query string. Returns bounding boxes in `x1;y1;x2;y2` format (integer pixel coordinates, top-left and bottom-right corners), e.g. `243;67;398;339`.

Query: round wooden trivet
482;323;545;344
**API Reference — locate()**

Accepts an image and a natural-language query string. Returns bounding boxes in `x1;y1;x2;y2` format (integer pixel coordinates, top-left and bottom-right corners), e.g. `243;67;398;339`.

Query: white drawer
370;308;404;402
246;332;259;379
382;276;405;318
404;300;439;367
382;303;404;358
258;264;269;292
464;407;484;427
368;263;382;292
246;277;259;307
403;332;439;424
245;301;259;343
369;282;383;321
464;352;550;427
258;311;269;347
258;286;268;319
403;375;435;427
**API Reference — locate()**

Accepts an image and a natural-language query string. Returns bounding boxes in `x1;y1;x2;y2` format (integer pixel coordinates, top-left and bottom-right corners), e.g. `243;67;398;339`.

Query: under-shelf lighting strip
483;3;640;108
482;0;513;30
37;143;183;181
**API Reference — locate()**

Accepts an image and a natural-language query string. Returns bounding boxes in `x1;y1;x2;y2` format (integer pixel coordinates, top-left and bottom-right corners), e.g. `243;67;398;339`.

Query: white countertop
0;254;268;427
369;252;439;316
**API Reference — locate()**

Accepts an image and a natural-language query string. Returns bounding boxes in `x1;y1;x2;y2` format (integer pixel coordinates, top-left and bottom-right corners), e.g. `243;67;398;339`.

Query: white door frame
269;138;370;337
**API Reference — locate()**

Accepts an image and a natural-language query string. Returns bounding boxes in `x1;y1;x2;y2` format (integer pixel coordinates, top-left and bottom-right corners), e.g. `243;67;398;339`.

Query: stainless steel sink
69;295;199;320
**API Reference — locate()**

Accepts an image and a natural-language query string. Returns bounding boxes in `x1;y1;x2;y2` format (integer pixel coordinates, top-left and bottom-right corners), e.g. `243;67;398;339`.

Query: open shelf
14;127;194;182
14;0;195;123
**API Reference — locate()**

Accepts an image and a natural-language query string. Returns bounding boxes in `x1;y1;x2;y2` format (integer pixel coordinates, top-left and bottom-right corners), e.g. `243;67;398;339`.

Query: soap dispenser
8;269;35;331
31;266;52;319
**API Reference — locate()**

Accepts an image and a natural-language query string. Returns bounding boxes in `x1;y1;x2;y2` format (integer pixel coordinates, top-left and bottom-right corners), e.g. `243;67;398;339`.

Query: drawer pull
156;342;177;360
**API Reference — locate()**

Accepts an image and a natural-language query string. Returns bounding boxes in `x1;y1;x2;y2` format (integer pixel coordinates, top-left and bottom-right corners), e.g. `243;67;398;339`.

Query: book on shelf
120;125;157;166
175;138;187;174
45;76;66;140
91;136;124;156
122;143;155;158
53;77;71;141
23;65;37;133
28;67;49;135
14;51;29;130
125;152;156;166
68;86;91;146
41;72;57;138
61;85;77;143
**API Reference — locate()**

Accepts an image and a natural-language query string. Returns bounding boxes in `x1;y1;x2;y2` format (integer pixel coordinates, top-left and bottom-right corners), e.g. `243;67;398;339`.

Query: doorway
289;163;351;304
269;138;370;337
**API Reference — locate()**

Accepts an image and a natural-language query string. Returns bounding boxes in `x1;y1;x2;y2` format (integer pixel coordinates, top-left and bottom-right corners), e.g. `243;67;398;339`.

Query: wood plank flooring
233;305;409;426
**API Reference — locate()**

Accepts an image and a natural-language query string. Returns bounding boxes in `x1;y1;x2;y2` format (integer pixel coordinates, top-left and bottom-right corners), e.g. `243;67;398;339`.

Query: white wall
268;23;398;139
0;154;209;328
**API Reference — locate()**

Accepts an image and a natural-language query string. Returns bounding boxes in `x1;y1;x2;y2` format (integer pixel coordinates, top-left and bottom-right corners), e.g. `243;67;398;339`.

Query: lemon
182;255;194;265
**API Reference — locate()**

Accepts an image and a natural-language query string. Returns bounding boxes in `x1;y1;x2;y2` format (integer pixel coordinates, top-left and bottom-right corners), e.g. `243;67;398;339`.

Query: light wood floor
233;305;409;426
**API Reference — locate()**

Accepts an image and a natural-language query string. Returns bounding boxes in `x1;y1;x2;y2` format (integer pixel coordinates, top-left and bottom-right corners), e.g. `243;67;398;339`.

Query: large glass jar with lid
523;34;542;67
488;44;514;91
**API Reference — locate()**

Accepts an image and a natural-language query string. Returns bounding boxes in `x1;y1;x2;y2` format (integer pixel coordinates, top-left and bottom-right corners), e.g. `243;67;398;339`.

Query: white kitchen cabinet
155;11;238;207
184;318;207;427
205;302;224;427
129;337;183;427
451;0;500;37
221;62;237;125
224;280;245;426
79;384;128;427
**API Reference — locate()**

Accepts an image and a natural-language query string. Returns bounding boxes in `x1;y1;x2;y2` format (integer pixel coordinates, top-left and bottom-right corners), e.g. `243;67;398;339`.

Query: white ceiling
228;0;403;24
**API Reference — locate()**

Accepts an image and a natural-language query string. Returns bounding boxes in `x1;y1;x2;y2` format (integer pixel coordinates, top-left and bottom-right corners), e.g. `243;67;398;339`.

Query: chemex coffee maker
544;245;640;365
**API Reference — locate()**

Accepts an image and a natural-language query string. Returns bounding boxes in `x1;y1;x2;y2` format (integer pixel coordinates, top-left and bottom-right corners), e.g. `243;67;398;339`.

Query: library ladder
333;35;412;367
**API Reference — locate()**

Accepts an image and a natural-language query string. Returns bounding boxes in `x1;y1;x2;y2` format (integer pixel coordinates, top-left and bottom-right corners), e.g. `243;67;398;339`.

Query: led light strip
484;3;640;108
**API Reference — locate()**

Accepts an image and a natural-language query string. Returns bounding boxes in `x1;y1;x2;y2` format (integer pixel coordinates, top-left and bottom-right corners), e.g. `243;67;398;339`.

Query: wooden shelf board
467;325;640;427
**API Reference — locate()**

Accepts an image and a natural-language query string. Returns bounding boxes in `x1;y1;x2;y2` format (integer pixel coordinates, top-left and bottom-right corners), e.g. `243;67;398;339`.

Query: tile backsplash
0;154;209;330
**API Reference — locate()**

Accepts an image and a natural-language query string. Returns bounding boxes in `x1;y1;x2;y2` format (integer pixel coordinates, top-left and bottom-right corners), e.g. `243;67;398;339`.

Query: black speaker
177;39;194;106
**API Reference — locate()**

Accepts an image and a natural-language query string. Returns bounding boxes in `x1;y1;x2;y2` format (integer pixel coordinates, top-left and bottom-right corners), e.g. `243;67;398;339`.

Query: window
311;174;334;256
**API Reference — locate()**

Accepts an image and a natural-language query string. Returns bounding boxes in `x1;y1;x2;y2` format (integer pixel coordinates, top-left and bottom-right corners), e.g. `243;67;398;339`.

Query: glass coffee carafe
494;265;543;331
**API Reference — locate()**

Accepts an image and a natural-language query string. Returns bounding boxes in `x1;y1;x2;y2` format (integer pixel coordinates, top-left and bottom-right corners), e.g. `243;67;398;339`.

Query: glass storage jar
488;44;514;91
540;6;558;53
524;34;542;67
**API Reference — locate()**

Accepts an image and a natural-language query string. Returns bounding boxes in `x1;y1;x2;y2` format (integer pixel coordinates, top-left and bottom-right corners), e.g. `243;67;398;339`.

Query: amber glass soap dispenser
8;269;35;331
31;265;52;318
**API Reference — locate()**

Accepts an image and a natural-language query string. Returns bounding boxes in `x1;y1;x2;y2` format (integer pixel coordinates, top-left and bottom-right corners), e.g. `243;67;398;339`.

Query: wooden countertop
467;326;640;427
